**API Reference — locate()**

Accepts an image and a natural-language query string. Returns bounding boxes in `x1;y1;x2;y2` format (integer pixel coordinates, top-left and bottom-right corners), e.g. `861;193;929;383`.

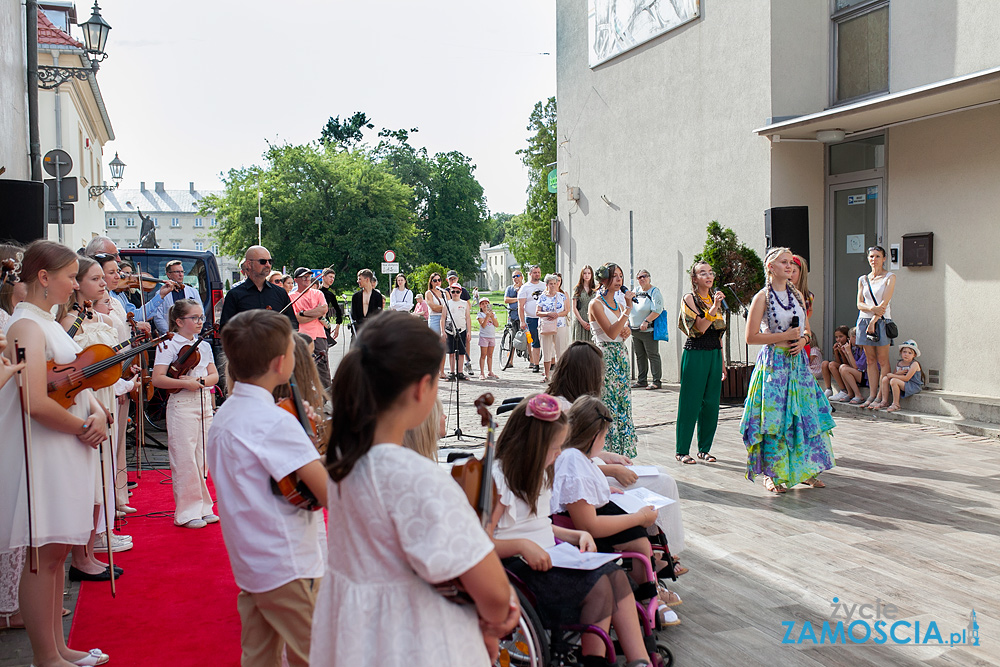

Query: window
829;135;885;175
171;218;180;227
127;241;137;249
171;240;180;250
107;217;117;227
194;218;203;227
210;218;217;227
211;244;219;254
194;241;204;251
153;218;159;227
126;217;135;227
834;1;889;104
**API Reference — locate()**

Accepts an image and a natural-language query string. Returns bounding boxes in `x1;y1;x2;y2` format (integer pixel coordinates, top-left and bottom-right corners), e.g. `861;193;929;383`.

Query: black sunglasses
254;258;273;265
432;277;442;282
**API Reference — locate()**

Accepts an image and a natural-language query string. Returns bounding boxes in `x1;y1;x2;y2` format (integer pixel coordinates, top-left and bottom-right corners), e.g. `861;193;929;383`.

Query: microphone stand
724;284;750;365
439;291;483;443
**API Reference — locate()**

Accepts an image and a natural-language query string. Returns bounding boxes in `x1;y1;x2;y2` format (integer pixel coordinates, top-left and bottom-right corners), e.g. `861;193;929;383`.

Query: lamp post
88;152;125;199
36;1;111;89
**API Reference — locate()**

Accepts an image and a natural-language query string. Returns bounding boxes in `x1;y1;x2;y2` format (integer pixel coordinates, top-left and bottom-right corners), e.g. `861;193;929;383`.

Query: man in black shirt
319;267;344;346
219;245;298;330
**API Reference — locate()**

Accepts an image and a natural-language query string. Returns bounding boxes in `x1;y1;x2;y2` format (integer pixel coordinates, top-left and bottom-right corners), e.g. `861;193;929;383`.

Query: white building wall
0;3;28;180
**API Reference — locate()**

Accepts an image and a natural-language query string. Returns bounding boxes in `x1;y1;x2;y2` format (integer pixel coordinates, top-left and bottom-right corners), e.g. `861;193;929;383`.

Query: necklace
697;291;712;308
769;285;795;311
599;290;619;312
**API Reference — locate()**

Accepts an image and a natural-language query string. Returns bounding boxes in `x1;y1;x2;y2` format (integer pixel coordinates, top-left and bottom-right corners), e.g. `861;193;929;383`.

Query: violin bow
98;439;116;597
14;342;38;573
279;263;338;315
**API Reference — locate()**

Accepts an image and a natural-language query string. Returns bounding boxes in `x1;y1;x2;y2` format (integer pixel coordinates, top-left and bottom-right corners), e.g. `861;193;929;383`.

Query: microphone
619;285;638;304
714;289;729;312
790;315;800;336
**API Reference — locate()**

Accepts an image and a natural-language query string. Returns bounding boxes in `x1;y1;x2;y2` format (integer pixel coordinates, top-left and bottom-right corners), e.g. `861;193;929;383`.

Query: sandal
801;477;826;488
870;401;889;410
849;396;864;404
675;454;696;465
762;477;786;494
696;452;717;463
885;404;902;412
657;583;683;607
487;373;499;379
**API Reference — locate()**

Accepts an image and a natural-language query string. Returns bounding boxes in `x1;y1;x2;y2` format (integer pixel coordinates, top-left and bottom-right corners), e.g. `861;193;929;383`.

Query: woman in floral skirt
740;247;835;493
587;262;637;458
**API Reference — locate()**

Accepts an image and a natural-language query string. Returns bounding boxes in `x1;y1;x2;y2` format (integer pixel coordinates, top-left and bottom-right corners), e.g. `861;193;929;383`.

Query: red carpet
68;471;241;667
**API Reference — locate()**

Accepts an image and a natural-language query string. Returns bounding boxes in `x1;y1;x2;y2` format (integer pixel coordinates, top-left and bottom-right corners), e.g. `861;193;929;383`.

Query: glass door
827;178;883;345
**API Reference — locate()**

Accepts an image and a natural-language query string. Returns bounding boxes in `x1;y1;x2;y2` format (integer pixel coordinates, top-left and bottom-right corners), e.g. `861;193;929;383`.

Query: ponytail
326;311;444;482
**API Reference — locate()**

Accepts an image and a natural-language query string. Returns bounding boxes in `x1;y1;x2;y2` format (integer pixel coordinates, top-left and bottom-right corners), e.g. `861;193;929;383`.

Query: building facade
556;0;1000;398
37;3;115;250
0;2;29;182
103;182;241;284
480;243;518;291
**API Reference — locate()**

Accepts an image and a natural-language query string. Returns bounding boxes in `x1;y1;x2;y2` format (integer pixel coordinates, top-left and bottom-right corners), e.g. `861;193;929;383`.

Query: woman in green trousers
675;262;727;464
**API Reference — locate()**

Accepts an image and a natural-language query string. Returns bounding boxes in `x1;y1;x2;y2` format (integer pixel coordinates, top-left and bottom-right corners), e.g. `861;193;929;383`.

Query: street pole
26;0;42;182
256;180;262;245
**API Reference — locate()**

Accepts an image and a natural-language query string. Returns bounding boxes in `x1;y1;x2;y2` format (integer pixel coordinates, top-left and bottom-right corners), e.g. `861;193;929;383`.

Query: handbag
652;310;669;342
864;276;897;339
539;315;558;334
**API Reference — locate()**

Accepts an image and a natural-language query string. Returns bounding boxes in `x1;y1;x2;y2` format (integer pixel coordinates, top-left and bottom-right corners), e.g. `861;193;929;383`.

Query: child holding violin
152;298;219;529
207;309;328;667
311;311;517;666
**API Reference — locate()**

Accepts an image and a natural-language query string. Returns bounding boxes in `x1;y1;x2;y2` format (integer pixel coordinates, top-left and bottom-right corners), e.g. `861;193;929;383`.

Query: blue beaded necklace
769;284;795;311
599;288;619;312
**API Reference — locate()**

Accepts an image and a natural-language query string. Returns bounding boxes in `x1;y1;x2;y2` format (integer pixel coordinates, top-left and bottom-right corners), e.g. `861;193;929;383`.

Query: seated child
834;327;868;403
873;339;923;412
822;325;850;398
807;333;823;383
552;395;681;615
492;394;655;665
207;310;329;667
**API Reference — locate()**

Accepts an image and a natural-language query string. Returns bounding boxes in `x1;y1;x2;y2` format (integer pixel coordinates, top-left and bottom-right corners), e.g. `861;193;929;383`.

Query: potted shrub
693;221;764;402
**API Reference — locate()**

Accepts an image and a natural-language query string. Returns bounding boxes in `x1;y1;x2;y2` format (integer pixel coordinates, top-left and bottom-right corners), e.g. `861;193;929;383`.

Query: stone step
904;389;1000;424
831;400;1000;439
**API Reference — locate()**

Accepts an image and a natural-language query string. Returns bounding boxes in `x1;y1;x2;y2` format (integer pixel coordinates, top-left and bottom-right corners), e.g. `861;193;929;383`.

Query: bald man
219;245;297;329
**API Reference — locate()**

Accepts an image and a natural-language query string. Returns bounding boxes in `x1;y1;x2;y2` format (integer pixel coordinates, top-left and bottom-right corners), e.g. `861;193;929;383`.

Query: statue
137;209;159;248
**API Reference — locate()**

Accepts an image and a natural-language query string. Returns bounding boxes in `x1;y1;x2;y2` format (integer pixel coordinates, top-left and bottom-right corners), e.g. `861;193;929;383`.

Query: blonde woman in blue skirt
587;263;637;458
740;248;835;494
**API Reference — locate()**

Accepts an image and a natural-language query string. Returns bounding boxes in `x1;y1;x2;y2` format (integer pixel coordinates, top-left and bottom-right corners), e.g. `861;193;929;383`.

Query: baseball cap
478;296;491;304
446;270;459;278
293;267;312;279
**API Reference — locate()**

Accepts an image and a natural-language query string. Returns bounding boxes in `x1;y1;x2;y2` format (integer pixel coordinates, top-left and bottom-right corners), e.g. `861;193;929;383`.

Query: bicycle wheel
500;326;516;370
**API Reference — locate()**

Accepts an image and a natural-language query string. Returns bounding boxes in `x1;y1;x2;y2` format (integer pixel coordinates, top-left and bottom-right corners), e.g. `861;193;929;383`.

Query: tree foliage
693;221;765;362
486;212;513;247
409;262;450;297
422;151;489;278
201;142;414;292
508;97;557;273
320;111;374;149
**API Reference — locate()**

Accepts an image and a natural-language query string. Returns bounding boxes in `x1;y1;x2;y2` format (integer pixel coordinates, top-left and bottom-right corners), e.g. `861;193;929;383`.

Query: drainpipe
26;0;41;181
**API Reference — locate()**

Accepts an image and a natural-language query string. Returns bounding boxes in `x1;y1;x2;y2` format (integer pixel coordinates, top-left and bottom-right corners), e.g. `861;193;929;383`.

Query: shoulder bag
864;276;898;339
649;288;668;342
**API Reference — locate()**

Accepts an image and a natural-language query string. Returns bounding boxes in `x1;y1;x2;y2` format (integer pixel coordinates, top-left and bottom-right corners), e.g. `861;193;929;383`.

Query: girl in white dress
312;312;518;666
1;240;111;667
152;299;218;529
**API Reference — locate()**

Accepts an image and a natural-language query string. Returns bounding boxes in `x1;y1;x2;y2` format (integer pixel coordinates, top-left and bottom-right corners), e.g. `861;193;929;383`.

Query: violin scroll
474;393;495;427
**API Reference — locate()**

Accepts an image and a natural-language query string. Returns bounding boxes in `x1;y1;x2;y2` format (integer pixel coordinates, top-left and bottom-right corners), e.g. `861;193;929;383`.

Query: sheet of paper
626;465;659;477
610;487;676;514
545;541;620;571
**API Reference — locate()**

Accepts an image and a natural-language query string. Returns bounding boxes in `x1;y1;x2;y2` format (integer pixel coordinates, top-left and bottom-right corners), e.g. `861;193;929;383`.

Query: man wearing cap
517;265;545;372
445;270;471;301
291;267;331;388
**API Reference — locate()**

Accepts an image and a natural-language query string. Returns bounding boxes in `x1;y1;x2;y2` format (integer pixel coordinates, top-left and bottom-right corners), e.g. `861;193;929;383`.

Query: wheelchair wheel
500;326;516;370
497;588;549;666
654;640;673;667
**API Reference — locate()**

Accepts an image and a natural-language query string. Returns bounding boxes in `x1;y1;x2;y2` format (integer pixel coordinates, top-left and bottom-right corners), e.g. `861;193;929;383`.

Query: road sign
383;250;396;263
47;203;75;225
45;177;78;204
381;262;399;274
547;168;557;194
42;149;73;178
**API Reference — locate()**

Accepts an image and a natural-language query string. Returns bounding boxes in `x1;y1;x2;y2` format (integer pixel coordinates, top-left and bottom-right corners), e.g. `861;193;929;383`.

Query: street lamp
88;152;126;199
36;1;112;89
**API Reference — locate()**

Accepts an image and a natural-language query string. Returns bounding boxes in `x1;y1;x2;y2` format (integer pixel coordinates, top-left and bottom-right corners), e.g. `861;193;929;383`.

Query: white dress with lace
0;302;99;549
310;444;495;666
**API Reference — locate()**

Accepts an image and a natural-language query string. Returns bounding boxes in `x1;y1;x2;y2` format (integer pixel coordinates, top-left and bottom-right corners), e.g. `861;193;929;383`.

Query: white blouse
153;334;214;379
551;447;611;514
590;291;627;343
492;461;555;549
390;288;414;312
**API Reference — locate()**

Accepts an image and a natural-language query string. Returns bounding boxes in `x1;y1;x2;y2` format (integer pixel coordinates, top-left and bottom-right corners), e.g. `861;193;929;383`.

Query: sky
86;0;556;214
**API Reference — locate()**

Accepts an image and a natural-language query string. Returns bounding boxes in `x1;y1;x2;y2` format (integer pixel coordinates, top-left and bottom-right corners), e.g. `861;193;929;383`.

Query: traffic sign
47;203;75;225
383;250;396;263
45;177;78;204
43;149;73;178
381;262;399;274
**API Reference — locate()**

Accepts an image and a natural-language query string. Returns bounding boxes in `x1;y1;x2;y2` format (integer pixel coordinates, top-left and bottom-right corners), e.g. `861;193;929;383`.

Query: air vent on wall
926;368;941;389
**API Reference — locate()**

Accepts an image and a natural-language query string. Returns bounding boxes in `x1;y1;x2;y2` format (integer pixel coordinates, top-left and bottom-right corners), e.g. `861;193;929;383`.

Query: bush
409;262;451;295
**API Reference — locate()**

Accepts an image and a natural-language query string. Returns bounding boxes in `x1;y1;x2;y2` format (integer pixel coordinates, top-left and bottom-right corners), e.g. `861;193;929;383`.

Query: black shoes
68;565;123;582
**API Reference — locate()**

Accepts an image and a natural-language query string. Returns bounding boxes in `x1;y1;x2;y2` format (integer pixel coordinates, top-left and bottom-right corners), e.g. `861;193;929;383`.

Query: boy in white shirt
207;309;329;667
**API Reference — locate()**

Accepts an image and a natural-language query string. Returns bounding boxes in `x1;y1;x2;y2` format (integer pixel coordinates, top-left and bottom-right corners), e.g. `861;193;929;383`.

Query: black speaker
0;180;47;244
764;206;809;266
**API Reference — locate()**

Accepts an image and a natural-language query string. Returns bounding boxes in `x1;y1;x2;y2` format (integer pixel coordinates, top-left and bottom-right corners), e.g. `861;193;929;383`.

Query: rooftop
36;8;83;49
103;182;223;214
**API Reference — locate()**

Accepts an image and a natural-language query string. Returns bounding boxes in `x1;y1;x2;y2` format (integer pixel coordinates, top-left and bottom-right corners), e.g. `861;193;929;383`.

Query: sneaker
94;533;133;552
457;373;470;381
177;519;207;529
202;514;219;524
126;481;138;489
824;388;834;397
632;381;648;389
447;373;456;382
532;364;540;373
831;390;848;401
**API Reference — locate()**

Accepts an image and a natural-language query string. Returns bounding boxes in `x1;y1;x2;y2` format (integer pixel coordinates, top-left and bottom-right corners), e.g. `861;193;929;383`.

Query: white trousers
166;389;214;525
115;398;130;509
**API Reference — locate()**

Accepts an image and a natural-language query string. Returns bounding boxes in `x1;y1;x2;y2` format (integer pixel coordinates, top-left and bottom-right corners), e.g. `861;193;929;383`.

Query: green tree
409;262;450;297
486;212;513;247
509;97;557;273
202;142;415;293
320;111;374;149
693;220;765;362
422;151;489;278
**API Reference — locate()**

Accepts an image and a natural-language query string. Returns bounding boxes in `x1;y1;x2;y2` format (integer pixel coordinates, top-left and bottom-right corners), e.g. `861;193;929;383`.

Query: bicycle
499;317;528;371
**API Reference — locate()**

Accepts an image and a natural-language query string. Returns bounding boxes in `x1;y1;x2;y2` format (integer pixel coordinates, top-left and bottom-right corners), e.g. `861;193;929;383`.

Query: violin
272;376;323;511
47;333;172;409
66;301;94;338
450;393;497;528
165;333;209;394
118;273;163;293
124;313;154;401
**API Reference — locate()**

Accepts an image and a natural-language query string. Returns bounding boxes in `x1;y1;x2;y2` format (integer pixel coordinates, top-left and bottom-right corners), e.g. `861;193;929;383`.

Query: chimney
140;181;145;192
189;182;195;193
155;181;165;192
